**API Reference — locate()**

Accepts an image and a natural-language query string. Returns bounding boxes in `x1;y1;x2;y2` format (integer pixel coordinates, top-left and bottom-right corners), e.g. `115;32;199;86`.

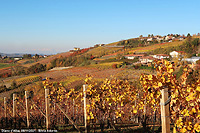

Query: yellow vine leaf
194;123;200;132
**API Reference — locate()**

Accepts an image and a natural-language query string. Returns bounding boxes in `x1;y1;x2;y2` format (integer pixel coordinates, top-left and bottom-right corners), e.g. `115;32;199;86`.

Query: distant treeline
117;38;159;48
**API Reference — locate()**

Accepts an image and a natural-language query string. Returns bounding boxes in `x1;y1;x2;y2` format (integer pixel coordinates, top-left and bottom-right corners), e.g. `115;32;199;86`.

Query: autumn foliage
140;60;200;132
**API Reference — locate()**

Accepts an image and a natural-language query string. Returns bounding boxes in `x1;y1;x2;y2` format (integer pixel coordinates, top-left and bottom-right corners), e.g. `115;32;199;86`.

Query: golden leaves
194;123;200;132
176;117;183;128
141;60;200;132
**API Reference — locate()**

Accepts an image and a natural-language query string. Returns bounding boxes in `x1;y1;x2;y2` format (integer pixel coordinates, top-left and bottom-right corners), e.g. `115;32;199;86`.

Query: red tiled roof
156;54;169;57
125;54;145;57
175;51;185;53
140;56;155;59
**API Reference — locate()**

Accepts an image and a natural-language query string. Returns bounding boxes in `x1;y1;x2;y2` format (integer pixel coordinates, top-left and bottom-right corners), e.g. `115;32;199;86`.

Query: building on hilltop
74;47;80;51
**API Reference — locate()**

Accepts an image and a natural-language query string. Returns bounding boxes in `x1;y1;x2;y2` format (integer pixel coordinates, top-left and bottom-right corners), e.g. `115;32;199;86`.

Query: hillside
18;51;71;67
0;35;200;100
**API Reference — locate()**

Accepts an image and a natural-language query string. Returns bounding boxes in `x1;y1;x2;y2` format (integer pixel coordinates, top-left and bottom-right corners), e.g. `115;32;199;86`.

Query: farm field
0;63;155;101
0;63;15;69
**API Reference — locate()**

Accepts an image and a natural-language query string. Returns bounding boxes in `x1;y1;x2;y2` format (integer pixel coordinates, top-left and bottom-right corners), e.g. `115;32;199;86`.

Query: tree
23;54;32;59
192;38;199;47
35;54;39;59
187;33;191;37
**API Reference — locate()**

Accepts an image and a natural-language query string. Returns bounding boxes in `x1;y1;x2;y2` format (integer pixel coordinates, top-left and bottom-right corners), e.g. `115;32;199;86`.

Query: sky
0;0;200;55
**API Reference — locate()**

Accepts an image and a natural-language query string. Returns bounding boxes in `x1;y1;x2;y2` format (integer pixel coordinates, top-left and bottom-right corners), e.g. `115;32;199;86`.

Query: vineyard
0;60;200;132
15;76;42;86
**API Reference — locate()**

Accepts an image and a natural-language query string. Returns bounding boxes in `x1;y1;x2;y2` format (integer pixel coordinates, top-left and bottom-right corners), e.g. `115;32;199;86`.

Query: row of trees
49;54;94;69
117;38;159;48
11;63;46;76
48;48;94;69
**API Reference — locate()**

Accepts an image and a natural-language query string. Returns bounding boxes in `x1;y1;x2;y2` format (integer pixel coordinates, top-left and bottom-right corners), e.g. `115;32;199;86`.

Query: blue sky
0;0;200;54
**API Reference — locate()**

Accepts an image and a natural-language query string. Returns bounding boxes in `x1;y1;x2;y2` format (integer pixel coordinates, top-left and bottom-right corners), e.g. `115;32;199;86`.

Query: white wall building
153;54;169;59
182;57;200;64
170;51;186;58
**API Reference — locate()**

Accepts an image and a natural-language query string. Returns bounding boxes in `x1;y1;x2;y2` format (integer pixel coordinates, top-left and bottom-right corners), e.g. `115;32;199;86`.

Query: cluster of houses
125;51;200;65
0;54;48;61
140;35;187;43
32;55;48;59
0;55;22;61
69;47;82;53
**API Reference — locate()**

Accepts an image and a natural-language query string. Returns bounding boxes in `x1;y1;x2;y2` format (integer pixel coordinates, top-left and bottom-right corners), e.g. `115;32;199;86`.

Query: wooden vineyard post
13;94;17;118
73;98;75;121
160;87;170;133
13;93;17;128
25;91;30;128
4;97;8;127
83;84;89;133
45;89;50;129
4;97;7;118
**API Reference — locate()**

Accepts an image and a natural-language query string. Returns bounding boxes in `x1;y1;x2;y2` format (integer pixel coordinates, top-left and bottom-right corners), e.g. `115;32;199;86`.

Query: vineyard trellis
0;60;199;132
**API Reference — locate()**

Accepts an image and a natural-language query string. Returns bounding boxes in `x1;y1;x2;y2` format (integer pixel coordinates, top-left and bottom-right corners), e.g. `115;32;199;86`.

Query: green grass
0;63;15;69
23;59;35;64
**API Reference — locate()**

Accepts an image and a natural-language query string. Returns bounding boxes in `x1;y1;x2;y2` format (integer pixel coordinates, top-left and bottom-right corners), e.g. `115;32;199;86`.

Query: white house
182;57;200;64
170;51;186;58
125;54;145;60
139;56;155;64
153;54;170;60
147;38;153;42
74;47;80;51
14;57;22;61
165;36;174;41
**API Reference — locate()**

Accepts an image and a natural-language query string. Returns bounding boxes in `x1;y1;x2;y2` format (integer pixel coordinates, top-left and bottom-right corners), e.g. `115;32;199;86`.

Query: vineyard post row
2;89;82;132
2;84;170;132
